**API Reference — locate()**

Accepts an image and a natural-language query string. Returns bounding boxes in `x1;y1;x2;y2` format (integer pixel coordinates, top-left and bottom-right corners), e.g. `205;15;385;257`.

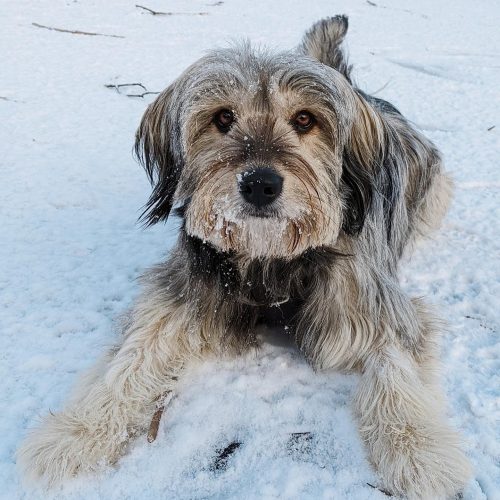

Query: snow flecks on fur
1;0;499;498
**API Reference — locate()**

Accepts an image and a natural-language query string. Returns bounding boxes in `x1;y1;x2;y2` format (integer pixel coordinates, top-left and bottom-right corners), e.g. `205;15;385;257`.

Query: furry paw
374;422;472;499
17;409;129;486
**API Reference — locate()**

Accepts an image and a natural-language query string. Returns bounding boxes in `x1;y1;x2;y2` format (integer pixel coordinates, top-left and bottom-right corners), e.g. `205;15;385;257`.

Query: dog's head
136;16;383;259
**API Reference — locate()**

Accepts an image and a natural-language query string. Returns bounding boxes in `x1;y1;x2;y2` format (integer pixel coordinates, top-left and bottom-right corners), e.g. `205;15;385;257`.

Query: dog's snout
238;168;283;208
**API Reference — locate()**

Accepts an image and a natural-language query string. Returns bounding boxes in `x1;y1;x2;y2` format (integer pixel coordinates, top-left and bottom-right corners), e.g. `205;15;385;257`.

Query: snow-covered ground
1;0;499;498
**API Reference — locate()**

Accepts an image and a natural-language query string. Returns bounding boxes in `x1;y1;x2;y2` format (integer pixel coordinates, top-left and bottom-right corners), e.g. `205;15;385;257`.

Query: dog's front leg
17;277;206;486
355;342;472;499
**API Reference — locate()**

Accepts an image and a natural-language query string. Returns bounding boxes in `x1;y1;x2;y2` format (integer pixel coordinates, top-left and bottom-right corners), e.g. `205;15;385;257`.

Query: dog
18;16;472;498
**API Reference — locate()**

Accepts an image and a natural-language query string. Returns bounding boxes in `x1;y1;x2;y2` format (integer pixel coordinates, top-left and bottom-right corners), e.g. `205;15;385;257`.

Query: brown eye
293;111;315;133
214;109;235;132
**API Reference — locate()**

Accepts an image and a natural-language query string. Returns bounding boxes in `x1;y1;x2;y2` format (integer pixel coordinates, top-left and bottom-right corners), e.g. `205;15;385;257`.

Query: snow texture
1;0;499;498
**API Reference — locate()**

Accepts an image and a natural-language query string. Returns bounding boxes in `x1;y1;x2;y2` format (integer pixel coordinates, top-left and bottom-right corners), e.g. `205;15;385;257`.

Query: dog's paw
17;410;129;486
375;422;472;499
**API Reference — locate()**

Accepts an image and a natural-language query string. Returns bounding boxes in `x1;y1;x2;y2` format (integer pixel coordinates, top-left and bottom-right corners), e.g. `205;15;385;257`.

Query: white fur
17;286;206;486
355;344;472;499
17;20;472;498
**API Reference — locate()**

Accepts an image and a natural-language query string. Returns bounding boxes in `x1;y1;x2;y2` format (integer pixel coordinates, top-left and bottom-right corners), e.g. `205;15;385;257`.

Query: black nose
238;168;283;208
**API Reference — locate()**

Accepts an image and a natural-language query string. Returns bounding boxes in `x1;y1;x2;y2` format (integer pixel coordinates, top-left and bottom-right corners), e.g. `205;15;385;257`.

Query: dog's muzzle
238;167;283;208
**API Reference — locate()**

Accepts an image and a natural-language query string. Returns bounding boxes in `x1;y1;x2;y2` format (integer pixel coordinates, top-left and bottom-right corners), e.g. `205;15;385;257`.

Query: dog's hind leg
354;339;472;499
16;265;215;486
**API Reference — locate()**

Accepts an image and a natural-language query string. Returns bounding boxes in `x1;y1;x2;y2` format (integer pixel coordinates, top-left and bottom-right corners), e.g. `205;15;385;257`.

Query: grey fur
18;16;471;498
298;15;352;81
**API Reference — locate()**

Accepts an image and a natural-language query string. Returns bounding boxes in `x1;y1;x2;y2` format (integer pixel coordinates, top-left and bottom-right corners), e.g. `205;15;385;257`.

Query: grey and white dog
18;16;472;498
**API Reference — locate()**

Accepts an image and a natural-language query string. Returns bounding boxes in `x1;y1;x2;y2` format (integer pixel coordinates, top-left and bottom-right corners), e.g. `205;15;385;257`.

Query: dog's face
136;46;380;259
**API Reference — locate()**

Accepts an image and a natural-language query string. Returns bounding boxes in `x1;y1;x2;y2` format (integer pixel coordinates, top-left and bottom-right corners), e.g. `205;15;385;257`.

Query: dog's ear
299;16;352;82
135;85;183;225
341;93;386;235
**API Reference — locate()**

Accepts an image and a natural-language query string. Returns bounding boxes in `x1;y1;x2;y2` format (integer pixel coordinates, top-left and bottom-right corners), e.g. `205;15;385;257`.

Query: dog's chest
243;281;305;329
257;299;303;328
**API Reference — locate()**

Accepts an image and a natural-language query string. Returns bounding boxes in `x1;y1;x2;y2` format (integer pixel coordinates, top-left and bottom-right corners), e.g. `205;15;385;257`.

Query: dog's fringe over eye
293;111;316;133
214;109;235;133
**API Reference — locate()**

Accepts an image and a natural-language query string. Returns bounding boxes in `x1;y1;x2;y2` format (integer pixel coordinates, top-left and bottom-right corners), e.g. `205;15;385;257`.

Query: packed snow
1;0;499;498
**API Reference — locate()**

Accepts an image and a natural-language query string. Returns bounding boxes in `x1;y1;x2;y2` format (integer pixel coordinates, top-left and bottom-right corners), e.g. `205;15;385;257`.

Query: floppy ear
340;93;386;235
134;85;183;225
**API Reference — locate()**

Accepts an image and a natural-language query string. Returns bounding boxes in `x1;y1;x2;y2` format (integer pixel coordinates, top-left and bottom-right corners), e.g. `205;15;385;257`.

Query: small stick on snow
372;80;391;95
135;4;165;15
127;91;160;98
366;483;393;496
0;96;24;103
32;22;124;38
211;442;242;471
105;83;148;91
105;83;160;98
136;5;209;16
147;391;171;443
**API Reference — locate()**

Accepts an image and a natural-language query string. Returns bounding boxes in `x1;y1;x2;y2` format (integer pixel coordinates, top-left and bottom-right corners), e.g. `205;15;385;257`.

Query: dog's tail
299;15;352;82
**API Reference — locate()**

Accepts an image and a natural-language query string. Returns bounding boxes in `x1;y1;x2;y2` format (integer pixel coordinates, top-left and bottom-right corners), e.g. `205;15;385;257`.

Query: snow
1;0;499;498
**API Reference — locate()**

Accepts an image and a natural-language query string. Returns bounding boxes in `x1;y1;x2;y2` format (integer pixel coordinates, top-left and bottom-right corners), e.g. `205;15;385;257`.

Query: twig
136;4;165;15
372;79;391;95
136;4;209;16
464;315;496;332
32;22;124;38
207;1;224;5
105;83;147;91
0;96;24;103
105;82;160;98
147;391;172;443
366;0;377;6
211;442;242;471
287;431;313;456
367;483;393;496
487;125;495;131
127;91;160;98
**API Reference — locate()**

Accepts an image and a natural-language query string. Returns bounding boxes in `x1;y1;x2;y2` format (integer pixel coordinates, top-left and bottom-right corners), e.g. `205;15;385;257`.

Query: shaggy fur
18;16;471;498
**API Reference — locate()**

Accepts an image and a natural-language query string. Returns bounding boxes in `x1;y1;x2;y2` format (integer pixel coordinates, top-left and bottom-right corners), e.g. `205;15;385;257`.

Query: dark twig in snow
487;125;495;131
0;96;24;103
127;91;161;98
135;4;165;15
211;442;242;471
367;483;393;496
105;83;147;91
136;5;209;16
372;80;391;95
465;315;496;332
286;432;313;457
105;83;160;98
32;22;124;38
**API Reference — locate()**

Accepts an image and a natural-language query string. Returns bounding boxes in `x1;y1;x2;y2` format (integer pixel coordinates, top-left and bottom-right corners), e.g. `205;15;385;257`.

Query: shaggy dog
18;16;472;498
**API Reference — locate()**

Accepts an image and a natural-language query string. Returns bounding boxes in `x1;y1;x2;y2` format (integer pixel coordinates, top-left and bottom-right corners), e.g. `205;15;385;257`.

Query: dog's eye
214;109;235;133
293;111;315;133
